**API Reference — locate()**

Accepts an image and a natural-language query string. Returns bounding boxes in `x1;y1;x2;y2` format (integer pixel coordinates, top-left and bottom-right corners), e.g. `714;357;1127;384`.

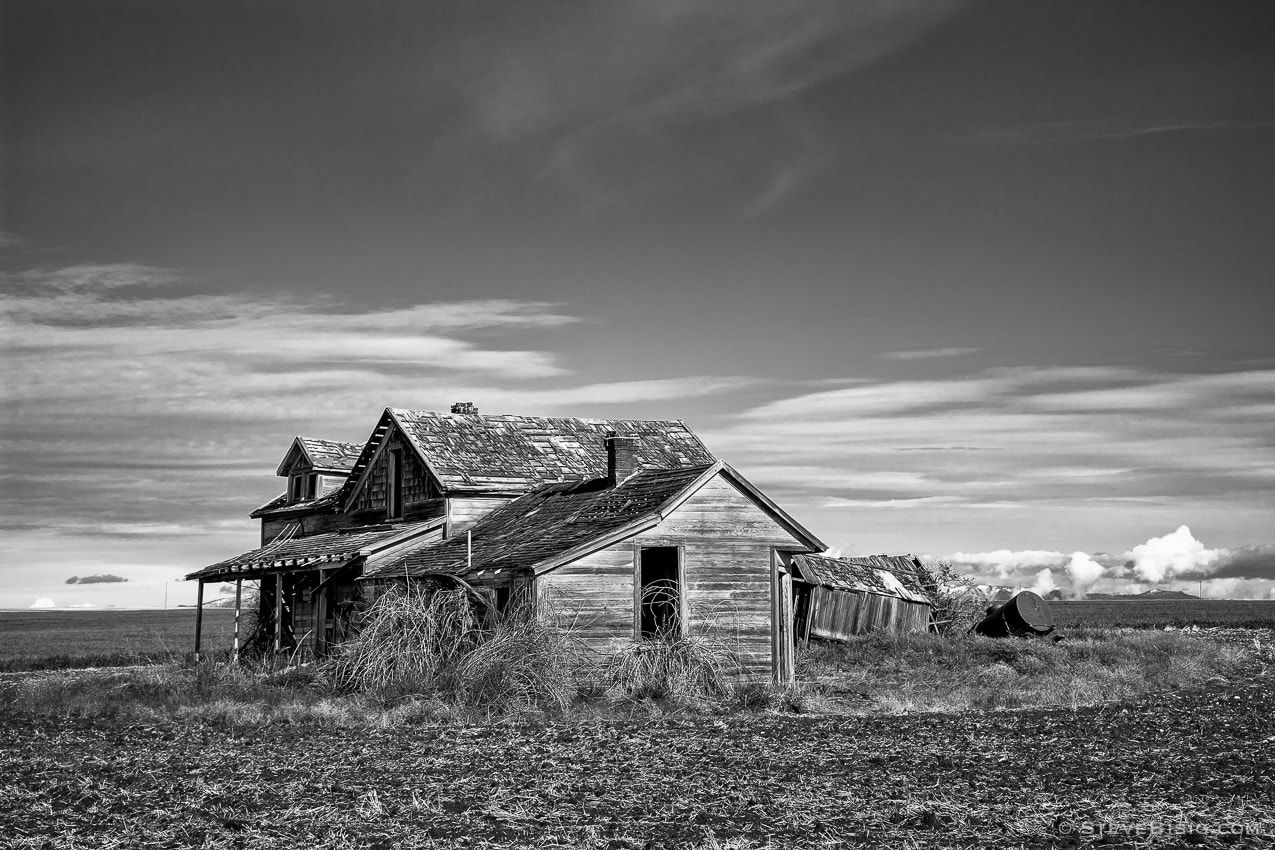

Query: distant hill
1082;588;1200;601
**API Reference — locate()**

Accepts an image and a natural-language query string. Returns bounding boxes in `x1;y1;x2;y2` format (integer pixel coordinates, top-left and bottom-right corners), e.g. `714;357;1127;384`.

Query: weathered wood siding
448;497;513;533
537;474;810;675
351;428;438;513
807;586;930;641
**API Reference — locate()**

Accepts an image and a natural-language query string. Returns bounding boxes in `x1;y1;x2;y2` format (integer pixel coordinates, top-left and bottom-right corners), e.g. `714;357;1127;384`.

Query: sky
2;0;1273;608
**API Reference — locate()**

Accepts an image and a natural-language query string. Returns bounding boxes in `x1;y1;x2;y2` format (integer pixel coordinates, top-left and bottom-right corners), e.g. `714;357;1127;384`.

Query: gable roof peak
275;435;365;477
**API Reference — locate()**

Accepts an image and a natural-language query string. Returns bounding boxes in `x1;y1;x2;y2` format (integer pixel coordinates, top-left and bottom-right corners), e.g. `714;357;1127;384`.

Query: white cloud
30;597;55;608
1030;568;1058;596
947;549;1066;578
1125;525;1225;583
1064;551;1105;596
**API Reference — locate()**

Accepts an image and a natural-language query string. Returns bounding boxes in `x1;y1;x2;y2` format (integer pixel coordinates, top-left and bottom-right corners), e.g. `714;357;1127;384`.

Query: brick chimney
605;433;639;485
450;401;478;415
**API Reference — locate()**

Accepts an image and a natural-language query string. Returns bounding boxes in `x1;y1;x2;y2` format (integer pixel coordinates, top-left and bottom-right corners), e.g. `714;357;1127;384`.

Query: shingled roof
792;554;932;605
341;409;716;499
276;437;365;476
363;464;717;580
300;438;364;471
186;518;443;582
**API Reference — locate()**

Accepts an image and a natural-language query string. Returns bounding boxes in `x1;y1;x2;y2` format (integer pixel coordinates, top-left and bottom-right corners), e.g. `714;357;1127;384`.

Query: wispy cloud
962;117;1275;146
701;364;1275;558
457;0;963;215
879;346;979;361
0;263;754;568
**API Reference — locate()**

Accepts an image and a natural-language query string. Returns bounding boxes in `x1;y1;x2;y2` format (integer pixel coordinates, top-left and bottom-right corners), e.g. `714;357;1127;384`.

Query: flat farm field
3;641;1273;849
1049;599;1275;629
0;609;236;671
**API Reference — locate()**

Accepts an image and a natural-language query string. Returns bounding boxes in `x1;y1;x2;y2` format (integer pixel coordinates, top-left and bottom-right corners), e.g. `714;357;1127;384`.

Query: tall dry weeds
603;621;740;703
322;582;582;712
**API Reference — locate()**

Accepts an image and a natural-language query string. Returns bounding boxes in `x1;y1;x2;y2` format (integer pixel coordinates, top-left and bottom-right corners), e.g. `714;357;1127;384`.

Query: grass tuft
603;625;738;704
322;582;581;714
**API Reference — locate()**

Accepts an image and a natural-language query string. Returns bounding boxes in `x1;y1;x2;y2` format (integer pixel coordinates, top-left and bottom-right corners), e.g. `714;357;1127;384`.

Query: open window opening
387;448;404;519
638;546;682;639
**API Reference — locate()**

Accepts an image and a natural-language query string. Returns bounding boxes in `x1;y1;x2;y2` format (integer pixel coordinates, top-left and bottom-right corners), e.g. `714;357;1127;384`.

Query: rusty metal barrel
974;591;1055;638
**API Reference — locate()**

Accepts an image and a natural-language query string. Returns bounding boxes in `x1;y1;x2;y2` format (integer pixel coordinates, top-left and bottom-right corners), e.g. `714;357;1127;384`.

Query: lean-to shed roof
792;554;932;605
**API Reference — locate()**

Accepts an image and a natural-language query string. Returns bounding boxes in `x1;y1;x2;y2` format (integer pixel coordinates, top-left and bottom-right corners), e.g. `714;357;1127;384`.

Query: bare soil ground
3;631;1272;849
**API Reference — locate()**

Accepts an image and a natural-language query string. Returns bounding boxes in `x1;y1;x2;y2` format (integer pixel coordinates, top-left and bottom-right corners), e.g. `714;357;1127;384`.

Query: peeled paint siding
537;475;808;675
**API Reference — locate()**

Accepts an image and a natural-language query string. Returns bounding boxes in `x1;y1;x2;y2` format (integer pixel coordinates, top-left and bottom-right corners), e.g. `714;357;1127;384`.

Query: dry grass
2;590;1260;729
323;583;583;714
601;627;738;704
799;628;1251;714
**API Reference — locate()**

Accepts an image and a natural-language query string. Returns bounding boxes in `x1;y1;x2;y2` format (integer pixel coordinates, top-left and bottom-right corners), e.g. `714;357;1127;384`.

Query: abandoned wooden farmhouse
187;403;934;682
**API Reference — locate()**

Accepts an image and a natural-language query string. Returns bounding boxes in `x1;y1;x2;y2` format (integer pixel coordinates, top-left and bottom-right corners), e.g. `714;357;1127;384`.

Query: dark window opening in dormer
289;472;318;503
387;448;404;519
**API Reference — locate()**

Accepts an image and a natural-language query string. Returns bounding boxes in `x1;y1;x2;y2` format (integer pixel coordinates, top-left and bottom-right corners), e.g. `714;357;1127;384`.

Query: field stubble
2;601;1274;847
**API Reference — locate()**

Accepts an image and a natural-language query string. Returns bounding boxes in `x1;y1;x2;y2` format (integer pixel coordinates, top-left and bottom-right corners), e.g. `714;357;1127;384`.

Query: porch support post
315;568;327;656
193;579;206;661
274;572;284;653
232;577;243;664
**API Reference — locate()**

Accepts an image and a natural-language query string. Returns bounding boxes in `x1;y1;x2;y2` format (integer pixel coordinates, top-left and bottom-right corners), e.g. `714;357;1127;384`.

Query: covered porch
184;519;445;659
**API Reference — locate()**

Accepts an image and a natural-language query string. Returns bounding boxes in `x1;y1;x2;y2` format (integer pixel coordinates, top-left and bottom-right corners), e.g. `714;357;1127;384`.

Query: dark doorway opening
639;546;681;639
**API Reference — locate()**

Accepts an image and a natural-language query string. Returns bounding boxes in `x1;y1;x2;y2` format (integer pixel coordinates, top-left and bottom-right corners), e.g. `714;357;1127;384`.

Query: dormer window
289;472;318;503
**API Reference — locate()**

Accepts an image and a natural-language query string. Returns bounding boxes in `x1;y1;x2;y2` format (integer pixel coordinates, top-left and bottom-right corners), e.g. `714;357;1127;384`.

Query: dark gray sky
3;0;1273;606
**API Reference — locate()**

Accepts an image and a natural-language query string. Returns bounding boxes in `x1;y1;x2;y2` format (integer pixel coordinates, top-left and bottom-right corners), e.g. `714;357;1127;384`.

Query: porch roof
185;518;444;582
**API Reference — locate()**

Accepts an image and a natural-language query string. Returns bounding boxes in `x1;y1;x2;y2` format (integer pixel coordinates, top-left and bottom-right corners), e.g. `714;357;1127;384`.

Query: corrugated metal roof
185;518;443;581
792;554;932;605
389;410;715;494
364;464;714;580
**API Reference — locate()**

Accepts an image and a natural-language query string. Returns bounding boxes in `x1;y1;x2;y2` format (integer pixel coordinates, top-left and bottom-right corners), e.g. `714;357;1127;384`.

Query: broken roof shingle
793;554;932;605
297;437;364;472
363;464;715;580
389;410;715;493
250;487;344;518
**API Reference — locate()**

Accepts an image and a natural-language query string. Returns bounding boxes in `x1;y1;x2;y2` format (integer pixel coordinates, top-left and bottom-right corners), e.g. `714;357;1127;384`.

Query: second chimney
605;433;639;485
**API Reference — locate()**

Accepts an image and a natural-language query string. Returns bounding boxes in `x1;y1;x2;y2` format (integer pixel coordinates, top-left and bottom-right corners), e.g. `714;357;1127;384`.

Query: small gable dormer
276;437;364;505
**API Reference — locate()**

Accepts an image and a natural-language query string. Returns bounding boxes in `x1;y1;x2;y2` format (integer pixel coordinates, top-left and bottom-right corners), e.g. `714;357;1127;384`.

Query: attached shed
791;554;933;641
